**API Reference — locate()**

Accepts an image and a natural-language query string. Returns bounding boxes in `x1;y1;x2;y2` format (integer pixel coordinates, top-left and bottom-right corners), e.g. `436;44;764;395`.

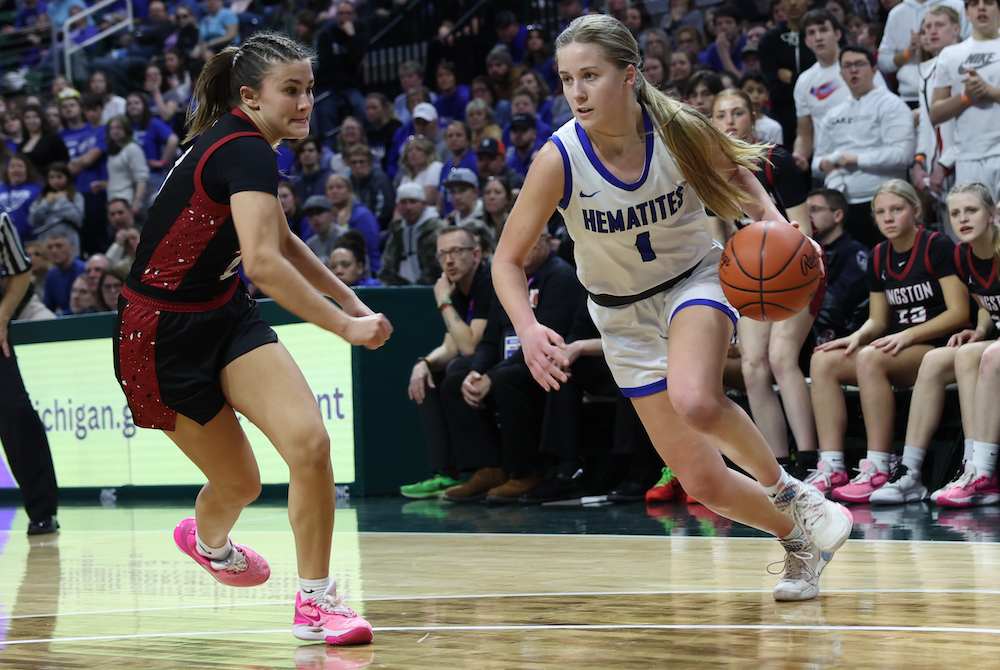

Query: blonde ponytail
556;14;765;223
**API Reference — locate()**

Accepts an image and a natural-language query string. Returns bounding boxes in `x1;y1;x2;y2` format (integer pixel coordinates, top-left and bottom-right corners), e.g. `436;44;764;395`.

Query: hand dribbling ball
719;221;823;322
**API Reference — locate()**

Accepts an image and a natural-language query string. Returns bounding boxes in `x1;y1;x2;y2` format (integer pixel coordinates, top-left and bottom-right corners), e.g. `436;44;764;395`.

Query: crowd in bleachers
3;0;1000;511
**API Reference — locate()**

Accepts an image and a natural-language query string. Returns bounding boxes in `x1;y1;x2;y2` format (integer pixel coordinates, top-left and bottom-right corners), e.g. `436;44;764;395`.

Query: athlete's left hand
947;329;984;347
520;321;570;391
869;331;913;356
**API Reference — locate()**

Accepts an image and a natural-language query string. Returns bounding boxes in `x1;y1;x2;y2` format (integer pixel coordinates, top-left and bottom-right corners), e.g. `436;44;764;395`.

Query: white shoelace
767;549;816;580
848;462;878;484
210;548;248;573
950;465;979;490
316;592;356;617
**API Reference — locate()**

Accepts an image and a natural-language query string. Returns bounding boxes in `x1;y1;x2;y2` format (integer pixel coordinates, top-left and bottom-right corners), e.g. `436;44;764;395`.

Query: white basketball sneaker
869;465;928;505
772;478;854;554
771;533;830;601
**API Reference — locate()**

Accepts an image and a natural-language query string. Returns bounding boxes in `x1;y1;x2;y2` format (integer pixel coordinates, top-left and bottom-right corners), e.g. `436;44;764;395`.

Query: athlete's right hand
814;332;862;356
344;313;393;350
520;322;570;392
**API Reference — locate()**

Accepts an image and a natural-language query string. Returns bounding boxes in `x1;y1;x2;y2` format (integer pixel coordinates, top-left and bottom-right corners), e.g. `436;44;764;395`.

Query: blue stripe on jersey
575;104;654;192
669;298;739;328
550;135;572;209
621;378;668;397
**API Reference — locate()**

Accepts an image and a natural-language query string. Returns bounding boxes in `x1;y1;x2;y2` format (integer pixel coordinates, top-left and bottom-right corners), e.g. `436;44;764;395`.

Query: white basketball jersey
550;107;714;298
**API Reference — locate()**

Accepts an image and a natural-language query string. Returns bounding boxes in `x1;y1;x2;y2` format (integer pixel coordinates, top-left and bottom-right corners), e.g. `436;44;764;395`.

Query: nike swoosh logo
813;82;840;100
580;190;601;198
897;261;906;267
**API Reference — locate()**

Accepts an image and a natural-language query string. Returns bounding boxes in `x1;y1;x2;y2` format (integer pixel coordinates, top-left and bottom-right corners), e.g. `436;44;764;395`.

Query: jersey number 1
635;232;657;262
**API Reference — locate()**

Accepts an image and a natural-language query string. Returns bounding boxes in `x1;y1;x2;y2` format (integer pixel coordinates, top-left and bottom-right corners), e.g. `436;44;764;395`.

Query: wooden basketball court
1;500;998;668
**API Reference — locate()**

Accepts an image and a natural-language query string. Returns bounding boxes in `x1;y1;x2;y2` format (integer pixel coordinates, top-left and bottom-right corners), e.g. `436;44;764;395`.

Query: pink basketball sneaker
294;581;373;646
173;518;270;587
831;460;889;504
803;460;849;496
935;465;1000;508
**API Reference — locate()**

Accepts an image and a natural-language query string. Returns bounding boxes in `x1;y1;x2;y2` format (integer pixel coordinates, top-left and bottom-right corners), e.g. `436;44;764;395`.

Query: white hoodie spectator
814;48;916;207
878;0;970;103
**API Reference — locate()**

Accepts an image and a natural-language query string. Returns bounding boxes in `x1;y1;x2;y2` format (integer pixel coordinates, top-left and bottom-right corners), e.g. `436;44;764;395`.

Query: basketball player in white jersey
492;14;854;602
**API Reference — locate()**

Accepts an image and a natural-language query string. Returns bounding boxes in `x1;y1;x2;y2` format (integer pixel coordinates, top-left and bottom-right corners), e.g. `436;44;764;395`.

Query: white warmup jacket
812;86;916;203
916;56;956;170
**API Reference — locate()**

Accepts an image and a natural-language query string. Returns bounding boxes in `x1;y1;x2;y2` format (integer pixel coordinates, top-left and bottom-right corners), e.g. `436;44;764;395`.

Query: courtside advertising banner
0;322;355;488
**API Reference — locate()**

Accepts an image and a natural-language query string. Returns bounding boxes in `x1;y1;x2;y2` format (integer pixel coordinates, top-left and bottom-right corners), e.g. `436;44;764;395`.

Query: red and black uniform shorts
114;280;278;431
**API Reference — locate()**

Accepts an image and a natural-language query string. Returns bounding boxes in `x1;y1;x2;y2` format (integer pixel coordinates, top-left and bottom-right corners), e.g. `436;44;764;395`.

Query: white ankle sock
195;531;233;561
867;451;891;473
964;438;975;463
901;445;926;472
819;451;845;471
779;525;808;551
299;576;330;599
972;441;999;479
764;469;793;498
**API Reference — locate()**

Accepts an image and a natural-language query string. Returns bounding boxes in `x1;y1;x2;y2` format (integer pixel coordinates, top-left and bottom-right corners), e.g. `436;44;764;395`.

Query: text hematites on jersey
581;186;685;234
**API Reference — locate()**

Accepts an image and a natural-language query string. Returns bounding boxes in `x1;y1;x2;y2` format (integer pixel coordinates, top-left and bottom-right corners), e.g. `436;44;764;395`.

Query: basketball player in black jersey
809;179;969;504
114;32;391;645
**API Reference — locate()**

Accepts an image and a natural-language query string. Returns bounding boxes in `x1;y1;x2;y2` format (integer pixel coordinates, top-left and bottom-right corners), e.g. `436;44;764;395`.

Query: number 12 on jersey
635;232;657;262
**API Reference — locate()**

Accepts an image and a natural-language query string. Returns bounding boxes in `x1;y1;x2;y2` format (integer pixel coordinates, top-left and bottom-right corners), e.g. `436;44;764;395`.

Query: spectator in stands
913;6;962;220
291;136;332;201
494;10;527;64
301;194;342;264
466;98;502;147
439;121;477;217
60;90;107;254
741;39;762;72
325;173;381;274
41;231;84;312
502;88;552;147
674;25;706;56
739;70;783;144
471;75;512;129
18;104;68;175
482;175;512;239
44;104;63;134
164;5;199;58
4;112;24;152
487;45;524;102
378;182;444;286
662;0;705;41
30;163;83;255
704;4;748;74
686;70;724;114
814;45;915;248
144;65;183;125
104;115;149;217
191;0;240;61
346;145;394;229
411;103;451;163
879;0;969;107
931;0;1000;200
94;264;126;312
400;226;493;499
24;240;50;301
0;154;43;243
162;49;192;104
125;0;173;59
809;188;871;351
760;0;814;148
558;0;585;32
393;60;436;127
313;1;367;150
398;135;443;211
506;114;542;179
328;230;381;287
626;3;656;46
82;252;108;297
5;0;47;32
670;48;698;82
442;230;583;502
808;180;968;502
125;92;177;196
525;24;558;93
476;137;524;191
328;116;367;176
278;182;308;240
519;70;555;127
434;60;470;124
365;93;401;173
269;0;307;37
643;55;669;88
644;28;672;61
104;198;140;265
88;70;126;124
65;274;94;315
444;168;484;226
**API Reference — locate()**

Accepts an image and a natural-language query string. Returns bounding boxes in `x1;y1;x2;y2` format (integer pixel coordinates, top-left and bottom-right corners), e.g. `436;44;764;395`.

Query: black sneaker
519;468;587;504
607;479;648;502
27;517;59;536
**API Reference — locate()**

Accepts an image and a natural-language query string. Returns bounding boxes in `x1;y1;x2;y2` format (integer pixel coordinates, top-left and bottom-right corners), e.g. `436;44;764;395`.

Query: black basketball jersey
868;228;957;334
730;145;808;229
128;109;279;305
955;243;1000;324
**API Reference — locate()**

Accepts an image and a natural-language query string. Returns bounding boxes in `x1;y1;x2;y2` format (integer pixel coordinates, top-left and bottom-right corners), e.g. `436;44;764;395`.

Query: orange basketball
718;221;823;322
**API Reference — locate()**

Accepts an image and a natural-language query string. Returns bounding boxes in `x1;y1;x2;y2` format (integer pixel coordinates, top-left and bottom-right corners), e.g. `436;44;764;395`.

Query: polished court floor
2;497;1000;669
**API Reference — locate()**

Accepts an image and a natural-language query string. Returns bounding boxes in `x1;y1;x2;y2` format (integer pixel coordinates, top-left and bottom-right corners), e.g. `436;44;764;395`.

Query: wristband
438;299;453;313
416;356;429;366
962;92;972;105
902;48;911;60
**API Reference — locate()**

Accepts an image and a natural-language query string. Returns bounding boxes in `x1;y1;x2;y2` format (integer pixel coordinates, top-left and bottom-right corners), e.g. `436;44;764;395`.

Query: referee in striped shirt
0;212;59;535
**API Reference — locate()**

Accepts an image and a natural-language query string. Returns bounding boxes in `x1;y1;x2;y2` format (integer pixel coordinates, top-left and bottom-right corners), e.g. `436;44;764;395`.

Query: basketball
718;221;823;322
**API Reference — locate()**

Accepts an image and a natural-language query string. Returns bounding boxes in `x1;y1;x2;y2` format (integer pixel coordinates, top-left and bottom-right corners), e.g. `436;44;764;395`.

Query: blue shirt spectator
0;181;43;243
14;0;47;29
133;116;173;164
46;0;87;28
434;85;471;125
42;253;85;313
495;12;527;64
347;201;381;275
60;122;106;193
199;0;240;47
438;149;477;217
